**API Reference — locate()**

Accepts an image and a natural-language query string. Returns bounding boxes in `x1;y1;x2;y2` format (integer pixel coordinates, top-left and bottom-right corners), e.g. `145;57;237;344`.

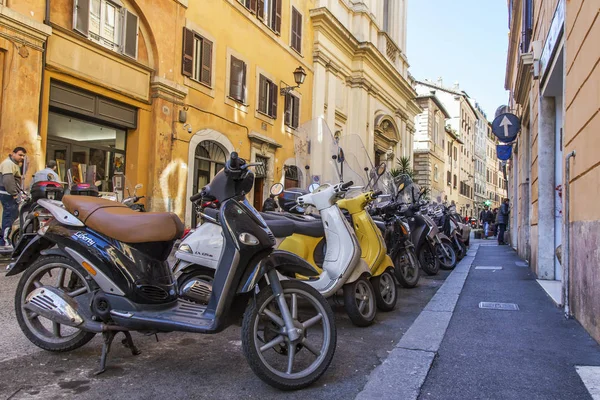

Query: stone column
537;96;556;280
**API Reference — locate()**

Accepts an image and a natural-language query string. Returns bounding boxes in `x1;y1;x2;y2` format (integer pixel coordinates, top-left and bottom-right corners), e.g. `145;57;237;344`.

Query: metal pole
564;150;576;319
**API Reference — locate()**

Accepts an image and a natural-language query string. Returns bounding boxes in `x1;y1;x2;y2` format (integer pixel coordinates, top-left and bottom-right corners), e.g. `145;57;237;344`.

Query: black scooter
7;152;336;390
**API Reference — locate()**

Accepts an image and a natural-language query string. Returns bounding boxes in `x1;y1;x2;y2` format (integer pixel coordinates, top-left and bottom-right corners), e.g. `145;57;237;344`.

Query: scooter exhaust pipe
25;286;104;332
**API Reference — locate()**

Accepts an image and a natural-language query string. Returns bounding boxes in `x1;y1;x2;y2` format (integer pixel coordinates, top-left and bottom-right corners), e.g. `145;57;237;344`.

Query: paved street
0;256;449;400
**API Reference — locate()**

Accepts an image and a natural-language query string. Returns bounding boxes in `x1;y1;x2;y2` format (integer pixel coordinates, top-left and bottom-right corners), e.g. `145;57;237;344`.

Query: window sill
290;46;303;58
255;110;275;125
225;96;249;113
184;77;215;98
284;125;298;134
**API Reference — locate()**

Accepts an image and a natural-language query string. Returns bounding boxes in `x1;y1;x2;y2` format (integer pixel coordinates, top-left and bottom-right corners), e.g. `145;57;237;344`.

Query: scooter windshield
296;118;365;188
395;174;422;205
331;133;370;195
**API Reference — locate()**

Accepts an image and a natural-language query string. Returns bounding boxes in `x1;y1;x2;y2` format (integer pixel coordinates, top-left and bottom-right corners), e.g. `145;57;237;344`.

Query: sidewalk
357;241;600;400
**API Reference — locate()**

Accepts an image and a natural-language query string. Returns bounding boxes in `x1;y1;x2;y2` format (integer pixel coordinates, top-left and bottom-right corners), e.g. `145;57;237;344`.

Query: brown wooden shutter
257;0;265;20
123;9;138;59
292;96;300;128
270;81;278;118
230;57;246;102
201;39;213;85
275;0;282;33
258;75;267;113
291;8;302;52
250;0;257;13
182;28;194;77
284;94;291;125
73;0;90;36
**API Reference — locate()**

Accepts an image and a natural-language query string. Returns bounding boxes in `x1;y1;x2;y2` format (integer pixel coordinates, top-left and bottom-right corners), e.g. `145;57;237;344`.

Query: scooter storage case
69;183;99;197
31;181;64;201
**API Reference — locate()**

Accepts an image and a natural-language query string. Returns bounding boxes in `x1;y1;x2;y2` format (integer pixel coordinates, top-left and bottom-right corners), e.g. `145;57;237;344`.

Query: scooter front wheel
343;277;376;327
437;241;457;270
242;280;336;390
372;270;398;311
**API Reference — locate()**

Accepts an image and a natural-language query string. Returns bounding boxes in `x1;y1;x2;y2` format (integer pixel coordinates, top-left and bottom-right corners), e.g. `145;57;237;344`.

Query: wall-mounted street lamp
280;66;307;96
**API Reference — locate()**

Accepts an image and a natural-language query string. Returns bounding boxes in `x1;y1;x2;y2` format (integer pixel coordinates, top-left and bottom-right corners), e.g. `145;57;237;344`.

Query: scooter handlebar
190;192;203;202
341;180;354;190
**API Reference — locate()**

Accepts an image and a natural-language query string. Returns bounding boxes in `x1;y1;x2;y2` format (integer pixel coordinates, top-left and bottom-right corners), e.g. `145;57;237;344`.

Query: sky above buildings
407;0;510;121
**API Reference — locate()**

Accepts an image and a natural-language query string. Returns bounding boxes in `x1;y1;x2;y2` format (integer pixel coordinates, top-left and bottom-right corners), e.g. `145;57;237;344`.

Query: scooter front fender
345;259;371;284
237;250;319;293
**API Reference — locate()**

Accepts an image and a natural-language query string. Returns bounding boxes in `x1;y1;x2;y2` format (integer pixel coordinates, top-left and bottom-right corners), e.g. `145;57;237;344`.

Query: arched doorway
374;115;400;167
192;140;227;226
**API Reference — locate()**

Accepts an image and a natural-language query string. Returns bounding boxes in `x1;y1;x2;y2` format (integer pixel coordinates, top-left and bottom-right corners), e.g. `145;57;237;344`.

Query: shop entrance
46;112;126;192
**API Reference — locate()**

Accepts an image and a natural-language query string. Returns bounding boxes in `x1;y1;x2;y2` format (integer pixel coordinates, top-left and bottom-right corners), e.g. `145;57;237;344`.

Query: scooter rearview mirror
135;184;143;190
308;183;320;193
270;183;284;196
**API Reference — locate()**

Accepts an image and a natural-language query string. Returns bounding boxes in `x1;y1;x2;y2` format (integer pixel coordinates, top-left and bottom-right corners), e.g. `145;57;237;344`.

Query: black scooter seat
262;215;324;238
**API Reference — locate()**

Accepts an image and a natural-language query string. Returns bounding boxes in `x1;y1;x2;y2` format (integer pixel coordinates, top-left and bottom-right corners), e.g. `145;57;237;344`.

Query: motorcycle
370;173;421;289
7;152;337;390
175;119;378;327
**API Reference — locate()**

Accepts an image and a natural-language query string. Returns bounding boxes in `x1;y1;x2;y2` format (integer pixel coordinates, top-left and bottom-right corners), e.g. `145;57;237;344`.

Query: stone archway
185;129;235;226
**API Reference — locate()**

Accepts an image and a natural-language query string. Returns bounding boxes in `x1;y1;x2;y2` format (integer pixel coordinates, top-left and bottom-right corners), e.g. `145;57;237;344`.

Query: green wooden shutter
73;0;90;36
123;9;138;59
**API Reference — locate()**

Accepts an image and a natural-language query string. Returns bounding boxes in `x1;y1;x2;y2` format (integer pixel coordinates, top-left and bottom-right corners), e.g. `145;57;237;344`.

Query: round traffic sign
491;113;521;143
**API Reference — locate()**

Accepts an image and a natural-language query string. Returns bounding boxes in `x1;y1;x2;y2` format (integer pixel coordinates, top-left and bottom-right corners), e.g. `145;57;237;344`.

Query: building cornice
150;76;188;100
311;7;419;117
0;5;52;48
505;0;522;90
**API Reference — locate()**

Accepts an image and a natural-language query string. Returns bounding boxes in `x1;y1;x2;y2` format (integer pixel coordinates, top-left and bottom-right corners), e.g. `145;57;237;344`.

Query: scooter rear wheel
393;247;420;288
437;241;457;270
372;270;398;311
242;280;336;390
343;277;376;327
419;244;440;276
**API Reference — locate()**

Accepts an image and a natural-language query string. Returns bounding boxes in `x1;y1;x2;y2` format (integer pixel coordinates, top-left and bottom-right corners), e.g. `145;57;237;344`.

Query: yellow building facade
1;0;314;226
505;0;600;342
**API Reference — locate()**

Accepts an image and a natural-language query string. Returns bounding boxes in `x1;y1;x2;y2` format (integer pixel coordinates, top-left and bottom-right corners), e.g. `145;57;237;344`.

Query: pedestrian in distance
496;199;510;245
31;160;60;187
0;147;26;249
479;206;494;239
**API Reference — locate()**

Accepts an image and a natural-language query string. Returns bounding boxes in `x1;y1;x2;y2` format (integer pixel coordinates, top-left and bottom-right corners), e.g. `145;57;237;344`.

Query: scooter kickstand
95;331;116;375
121;331;142;356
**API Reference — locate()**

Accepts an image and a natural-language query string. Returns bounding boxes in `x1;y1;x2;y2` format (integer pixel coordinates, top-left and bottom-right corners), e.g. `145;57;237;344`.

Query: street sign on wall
491;113;521;143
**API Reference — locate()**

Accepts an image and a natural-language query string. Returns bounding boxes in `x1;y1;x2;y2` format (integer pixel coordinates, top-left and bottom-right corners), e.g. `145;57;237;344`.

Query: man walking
0;147;26;249
31;160;60;186
479;206;494;239
496;198;510;245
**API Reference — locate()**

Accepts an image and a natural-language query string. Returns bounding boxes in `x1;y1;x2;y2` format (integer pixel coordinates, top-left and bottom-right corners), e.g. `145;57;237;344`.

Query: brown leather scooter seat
62;195;184;243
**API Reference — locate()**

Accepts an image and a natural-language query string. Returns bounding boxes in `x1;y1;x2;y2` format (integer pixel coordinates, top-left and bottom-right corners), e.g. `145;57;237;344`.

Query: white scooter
174;118;377;326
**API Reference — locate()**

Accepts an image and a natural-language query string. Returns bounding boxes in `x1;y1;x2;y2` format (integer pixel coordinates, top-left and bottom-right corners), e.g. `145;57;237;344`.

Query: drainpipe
564;150;576;318
36;0;50;141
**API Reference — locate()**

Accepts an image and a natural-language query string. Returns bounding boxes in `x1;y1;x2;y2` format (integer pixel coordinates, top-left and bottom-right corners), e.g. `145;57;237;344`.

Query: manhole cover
479;302;519;311
515;261;528;267
475;266;503;270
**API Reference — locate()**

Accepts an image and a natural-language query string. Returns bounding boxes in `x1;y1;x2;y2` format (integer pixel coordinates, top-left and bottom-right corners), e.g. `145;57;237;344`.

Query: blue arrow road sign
492;113;521;143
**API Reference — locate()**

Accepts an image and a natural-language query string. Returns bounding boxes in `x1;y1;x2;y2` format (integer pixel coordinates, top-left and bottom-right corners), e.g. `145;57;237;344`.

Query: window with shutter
72;0;139;59
274;0;282;33
229;56;246;103
284;93;300;129
259;0;280;34
185;30;213;87
258;74;277;118
291;7;302;53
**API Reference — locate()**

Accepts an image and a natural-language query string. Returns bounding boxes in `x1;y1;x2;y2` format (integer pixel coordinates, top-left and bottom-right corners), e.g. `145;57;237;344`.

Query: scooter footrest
110;300;213;333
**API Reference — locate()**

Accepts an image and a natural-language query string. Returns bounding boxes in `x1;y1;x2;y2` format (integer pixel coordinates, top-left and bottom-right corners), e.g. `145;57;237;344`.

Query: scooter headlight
179;243;193;253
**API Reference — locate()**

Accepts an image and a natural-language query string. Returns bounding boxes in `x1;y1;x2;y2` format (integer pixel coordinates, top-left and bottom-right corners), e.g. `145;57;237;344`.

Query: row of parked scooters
6;118;469;391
